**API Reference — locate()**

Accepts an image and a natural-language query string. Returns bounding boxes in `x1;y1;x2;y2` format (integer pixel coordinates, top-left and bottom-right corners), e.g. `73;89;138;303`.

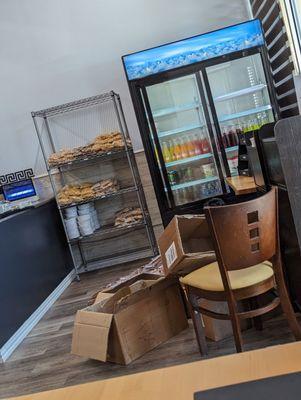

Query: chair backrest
204;187;278;271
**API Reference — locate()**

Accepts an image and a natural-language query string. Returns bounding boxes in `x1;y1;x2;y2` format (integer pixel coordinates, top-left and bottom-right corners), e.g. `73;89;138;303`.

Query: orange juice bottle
173;139;182;160
162;142;171;162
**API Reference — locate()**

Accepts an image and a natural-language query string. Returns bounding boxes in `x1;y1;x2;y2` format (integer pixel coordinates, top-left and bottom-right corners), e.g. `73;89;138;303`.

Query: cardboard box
158;215;216;276
71;274;188;364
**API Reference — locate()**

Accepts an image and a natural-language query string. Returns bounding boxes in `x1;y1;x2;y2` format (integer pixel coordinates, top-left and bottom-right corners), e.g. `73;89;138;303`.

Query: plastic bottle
168;140;176;161
202;133;210;153
192;186;199;202
227;126;235;147
162;142;171;162
193;134;202;155
186;187;194;202
181;188;188;204
173;189;181;205
180;137;189;159
187;134;197;157
173;139;183;160
222;127;229;148
233;125;240;146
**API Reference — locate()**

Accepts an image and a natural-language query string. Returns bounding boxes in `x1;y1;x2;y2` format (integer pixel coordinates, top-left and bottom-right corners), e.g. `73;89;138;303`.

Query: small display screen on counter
2;179;37;202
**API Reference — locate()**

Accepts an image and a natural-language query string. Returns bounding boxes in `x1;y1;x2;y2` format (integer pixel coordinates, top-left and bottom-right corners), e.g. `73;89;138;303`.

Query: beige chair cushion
179;261;274;292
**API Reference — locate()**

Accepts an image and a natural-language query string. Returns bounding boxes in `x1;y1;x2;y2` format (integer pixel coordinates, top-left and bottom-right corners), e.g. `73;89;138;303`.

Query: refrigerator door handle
196;71;230;188
140;86;176;209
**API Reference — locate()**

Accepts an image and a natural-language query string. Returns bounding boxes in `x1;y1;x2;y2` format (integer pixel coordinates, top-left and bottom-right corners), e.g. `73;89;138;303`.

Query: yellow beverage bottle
169;140;176;161
162;142;171;162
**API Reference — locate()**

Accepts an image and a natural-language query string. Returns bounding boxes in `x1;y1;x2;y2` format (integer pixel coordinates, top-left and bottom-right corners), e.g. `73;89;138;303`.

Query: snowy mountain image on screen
124;20;264;80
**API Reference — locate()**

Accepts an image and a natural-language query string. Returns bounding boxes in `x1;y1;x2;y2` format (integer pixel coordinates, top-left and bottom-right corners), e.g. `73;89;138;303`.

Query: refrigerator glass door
206;53;275;176
145;74;223;206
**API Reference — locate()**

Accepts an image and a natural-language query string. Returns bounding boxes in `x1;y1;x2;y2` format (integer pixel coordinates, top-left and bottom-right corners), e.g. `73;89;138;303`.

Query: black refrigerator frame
123;23;279;226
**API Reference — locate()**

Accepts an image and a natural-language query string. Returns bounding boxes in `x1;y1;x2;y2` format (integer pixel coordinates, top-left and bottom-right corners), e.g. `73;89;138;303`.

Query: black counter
0;199;73;347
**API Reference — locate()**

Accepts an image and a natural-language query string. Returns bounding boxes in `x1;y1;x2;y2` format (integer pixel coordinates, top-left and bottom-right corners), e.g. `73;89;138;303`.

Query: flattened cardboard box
71;275;188;365
158;215;216;276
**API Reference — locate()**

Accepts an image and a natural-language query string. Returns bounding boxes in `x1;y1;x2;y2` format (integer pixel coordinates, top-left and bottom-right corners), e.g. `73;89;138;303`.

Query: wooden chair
180;187;301;354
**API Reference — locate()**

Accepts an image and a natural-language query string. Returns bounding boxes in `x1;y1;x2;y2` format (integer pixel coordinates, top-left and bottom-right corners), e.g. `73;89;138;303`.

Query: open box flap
158;217;184;270
71;288;133;362
102;273;162;294
173;252;217;276
159;214;215;276
114;276;173;313
93;291;114;305
71;309;114;362
185;250;216;258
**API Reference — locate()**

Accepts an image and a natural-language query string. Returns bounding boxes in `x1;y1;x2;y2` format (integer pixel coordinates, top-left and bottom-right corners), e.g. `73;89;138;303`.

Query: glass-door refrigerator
123;20;278;225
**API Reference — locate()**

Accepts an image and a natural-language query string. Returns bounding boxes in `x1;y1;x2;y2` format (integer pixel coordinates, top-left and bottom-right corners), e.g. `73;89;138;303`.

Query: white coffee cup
65;224;80;239
65;217;78;228
79;222;94;236
77;214;91;223
78;203;91;211
65;206;77;218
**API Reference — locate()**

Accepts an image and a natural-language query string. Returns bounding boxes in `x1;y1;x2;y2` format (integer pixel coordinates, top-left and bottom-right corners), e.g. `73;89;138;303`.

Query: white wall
0;0;249;175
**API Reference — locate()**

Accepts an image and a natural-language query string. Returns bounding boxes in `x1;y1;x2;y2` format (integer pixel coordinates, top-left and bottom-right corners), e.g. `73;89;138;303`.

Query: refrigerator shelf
225;145;239;153
157;123;204;138
219;105;272;123
152;102;200;118
48;148;132;170
214;84;267;102
168;176;219;191
165;153;213;168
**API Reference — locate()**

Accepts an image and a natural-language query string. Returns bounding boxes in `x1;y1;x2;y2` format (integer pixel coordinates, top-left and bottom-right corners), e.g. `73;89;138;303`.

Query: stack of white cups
77;202;100;236
64;206;80;239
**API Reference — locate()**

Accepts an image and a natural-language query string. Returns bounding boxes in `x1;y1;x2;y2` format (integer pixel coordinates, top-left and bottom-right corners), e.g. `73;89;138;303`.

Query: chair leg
186;286;208;356
227;295;243;353
273;255;301;340
250;297;263;331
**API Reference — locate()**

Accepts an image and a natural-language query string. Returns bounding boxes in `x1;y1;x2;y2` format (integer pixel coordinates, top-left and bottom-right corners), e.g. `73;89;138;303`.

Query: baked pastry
57;178;119;205
91;178;119;197
48;132;132;167
114;207;143;227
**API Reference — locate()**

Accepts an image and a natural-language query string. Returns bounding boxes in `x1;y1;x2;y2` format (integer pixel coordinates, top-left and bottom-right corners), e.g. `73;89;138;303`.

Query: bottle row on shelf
173;180;220;205
162;129;211;163
220;116;270;150
220;125;240;149
160;116;270;163
167;162;217;186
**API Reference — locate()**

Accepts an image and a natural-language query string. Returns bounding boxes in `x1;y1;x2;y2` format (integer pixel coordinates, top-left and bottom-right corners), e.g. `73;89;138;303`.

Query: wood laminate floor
0;259;298;399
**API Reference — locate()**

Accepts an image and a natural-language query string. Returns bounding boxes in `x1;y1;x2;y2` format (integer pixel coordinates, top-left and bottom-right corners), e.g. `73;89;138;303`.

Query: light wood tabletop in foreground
9;342;301;400
226;175;257;195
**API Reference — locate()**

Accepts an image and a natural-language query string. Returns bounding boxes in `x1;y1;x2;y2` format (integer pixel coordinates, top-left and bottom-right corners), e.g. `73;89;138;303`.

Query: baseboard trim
0;269;76;363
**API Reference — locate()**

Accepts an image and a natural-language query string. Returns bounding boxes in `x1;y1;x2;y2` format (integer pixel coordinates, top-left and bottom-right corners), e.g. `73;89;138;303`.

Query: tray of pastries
57;178;119;206
114;207;144;227
48;131;132;167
